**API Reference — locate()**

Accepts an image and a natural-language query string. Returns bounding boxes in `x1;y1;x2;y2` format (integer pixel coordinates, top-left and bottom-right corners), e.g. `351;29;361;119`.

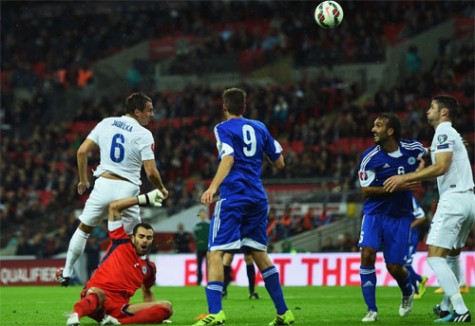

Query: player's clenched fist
77;181;90;195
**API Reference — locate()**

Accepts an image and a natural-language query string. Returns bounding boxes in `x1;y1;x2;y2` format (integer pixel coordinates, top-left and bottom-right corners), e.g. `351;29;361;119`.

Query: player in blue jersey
357;112;426;322
407;196;428;299
195;88;294;326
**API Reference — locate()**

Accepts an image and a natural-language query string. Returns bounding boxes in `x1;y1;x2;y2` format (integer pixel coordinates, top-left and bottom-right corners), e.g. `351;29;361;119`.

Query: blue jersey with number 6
358;140;426;218
214;117;282;199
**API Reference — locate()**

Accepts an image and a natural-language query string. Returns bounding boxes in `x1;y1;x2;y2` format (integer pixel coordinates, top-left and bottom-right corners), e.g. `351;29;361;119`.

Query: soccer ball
314;1;344;29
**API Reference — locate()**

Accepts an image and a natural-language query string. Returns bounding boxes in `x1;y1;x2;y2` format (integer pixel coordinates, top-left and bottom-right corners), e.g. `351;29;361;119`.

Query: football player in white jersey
57;92;168;287
384;95;474;322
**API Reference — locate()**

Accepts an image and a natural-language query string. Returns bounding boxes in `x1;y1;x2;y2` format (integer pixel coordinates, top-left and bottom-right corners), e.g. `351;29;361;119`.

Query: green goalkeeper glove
137;189;164;207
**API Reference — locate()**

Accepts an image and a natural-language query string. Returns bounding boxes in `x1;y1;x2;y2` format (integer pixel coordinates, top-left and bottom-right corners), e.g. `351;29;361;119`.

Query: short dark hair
378;112;401;140
132;222;154;235
433;95;457;120
222;88;246;115
125;93;152;114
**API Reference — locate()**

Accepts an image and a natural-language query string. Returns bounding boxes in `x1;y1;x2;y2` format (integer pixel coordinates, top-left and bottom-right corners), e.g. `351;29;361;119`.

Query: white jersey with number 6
88;116;155;185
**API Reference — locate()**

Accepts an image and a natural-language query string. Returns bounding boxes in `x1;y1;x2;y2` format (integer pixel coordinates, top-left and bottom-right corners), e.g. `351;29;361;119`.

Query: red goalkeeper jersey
86;222;156;299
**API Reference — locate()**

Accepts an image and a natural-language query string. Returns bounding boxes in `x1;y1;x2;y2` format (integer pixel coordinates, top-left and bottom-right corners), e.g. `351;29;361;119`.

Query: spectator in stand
279;206;294;238
84;235;101;279
336;233;354;252
317;203;333;227
406;45;423;75
173;223;192;253
91;220;108;241
281;240;293;253
267;207;280;243
321;236;337;252
301;207;317;231
15;233;35;256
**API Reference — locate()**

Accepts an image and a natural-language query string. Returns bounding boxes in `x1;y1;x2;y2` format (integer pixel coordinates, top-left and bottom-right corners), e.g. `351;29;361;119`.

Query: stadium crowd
2;1;472;87
1;1;474;256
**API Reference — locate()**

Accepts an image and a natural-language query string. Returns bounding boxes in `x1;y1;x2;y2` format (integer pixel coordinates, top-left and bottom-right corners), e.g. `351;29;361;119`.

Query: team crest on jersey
407;157;416;165
437;134;448;143
142;266;147;275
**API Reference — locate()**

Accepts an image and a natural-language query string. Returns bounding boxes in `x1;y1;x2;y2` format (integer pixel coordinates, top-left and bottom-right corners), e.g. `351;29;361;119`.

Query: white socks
427;256;468;314
446;255;467;287
446;255;461;284
63;228;90;277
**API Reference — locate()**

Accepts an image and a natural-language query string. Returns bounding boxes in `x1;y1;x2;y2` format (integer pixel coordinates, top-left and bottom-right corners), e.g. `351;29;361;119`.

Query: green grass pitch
0;285;473;325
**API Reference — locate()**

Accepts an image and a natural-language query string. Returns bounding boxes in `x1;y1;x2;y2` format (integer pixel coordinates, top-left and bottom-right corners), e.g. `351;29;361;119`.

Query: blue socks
206;281;224;314
360;266;377;312
397;268;413;296
262;266;288;315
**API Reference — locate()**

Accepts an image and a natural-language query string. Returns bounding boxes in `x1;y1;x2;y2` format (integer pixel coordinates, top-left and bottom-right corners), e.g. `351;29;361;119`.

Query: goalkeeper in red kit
65;189;173;326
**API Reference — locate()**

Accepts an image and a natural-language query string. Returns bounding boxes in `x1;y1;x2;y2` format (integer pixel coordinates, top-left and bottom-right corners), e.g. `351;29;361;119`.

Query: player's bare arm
143;159;169;198
201;155;234;205
141;284;156;302
107;190;164;221
76;138;98;195
108;197;140;221
264;154;285;170
384;151;452;192
361;183;419;197
273;154;285;169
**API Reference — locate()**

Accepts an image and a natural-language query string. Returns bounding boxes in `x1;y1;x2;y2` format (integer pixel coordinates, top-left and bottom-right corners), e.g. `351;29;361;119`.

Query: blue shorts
208;196;268;252
358;213;412;264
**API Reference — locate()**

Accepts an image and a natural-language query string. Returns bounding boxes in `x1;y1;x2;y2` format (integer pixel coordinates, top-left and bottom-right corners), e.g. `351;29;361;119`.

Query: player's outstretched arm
108;197;140;222
384;151;452;192
108;189;164;221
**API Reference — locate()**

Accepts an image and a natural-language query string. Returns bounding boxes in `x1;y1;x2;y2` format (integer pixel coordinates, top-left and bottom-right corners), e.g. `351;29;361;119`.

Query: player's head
131;222;154;255
125;92;154;125
372;112;401;144
428;95;457;125
222;88;246;116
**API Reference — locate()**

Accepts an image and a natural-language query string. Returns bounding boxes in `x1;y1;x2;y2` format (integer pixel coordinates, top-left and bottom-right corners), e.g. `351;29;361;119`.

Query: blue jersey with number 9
214;117;282;199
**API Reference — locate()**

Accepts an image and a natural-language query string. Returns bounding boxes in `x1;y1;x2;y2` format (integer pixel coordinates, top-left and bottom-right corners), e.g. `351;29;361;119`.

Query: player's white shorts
79;177;140;234
426;190;475;249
